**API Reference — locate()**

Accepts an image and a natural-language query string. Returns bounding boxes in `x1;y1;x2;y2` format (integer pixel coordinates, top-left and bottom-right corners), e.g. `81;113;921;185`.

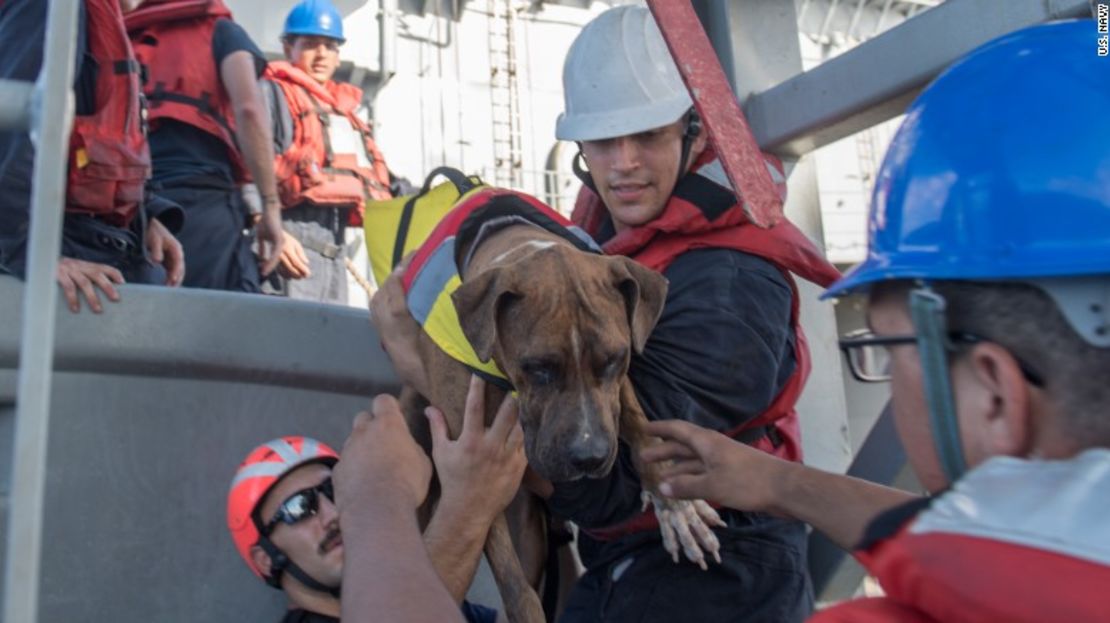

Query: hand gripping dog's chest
402;188;602;390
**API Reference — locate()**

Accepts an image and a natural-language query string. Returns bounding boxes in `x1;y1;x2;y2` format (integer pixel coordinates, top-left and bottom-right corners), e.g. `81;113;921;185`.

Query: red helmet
226;436;339;580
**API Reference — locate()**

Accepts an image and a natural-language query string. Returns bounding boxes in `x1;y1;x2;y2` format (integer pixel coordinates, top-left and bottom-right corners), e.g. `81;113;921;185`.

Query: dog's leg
399;386;442;532
479;386;548;623
399;386;433;453
502;488;549;589
485;512;546;622
618;378;725;570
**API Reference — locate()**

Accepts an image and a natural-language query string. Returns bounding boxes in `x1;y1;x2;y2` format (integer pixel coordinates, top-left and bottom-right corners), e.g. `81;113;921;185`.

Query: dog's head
452;245;667;482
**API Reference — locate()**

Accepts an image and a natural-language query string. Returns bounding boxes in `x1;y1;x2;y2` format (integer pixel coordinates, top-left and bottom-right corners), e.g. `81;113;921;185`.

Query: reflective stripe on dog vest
402;188;602;390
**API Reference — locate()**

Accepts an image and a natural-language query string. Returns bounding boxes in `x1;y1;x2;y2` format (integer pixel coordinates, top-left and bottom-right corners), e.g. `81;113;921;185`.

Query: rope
345;256;376;299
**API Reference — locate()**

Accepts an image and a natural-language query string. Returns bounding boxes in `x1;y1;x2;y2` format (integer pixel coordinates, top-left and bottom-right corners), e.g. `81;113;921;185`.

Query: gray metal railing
0;277;401;621
3;2;81;621
746;0;1092;157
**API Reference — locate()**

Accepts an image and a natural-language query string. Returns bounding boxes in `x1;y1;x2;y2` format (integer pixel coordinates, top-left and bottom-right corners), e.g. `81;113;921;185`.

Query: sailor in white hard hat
546;5;839;622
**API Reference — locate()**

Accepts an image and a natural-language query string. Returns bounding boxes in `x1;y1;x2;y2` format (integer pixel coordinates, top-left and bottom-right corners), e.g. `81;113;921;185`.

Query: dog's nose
567;435;610;473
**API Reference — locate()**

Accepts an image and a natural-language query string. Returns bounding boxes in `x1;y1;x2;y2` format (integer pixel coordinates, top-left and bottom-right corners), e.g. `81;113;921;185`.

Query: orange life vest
574;148;841;540
65;0;151;228
265;60;393;226
124;0;249;182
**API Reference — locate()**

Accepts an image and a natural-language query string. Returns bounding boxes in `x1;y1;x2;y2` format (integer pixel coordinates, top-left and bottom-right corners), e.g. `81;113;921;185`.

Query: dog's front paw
641;491;725;570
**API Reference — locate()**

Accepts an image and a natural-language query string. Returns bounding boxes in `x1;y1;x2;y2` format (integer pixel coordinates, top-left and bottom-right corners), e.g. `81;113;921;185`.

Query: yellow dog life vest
363;167;488;287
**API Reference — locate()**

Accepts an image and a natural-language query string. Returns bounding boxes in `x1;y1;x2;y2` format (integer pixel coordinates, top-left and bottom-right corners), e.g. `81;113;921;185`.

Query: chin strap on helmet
572;147;598;195
258;535;341;598
676;108;702;188
909;285;968;484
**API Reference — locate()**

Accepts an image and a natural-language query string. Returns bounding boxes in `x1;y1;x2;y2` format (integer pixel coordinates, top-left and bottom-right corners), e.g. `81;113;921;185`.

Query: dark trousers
159;184;260;293
560;520;814;623
0;212;165;285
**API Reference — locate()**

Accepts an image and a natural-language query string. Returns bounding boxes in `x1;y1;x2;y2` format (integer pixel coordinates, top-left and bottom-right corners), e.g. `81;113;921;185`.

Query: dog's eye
599;351;627;377
522;361;558;386
529;368;554;386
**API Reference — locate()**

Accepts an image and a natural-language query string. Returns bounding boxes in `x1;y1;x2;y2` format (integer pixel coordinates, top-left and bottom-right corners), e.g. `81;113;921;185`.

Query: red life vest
265;61;393;226
124;0;248;182
813;450;1110;623
574;149;841;540
65;0;151;228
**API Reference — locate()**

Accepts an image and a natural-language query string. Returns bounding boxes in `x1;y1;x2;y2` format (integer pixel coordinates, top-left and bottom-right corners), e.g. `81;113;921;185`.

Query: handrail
4;1;82;621
0;278;400;398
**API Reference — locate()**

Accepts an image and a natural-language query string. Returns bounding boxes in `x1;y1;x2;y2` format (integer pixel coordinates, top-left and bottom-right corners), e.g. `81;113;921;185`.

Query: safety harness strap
147;83;236;139
392;167;480;269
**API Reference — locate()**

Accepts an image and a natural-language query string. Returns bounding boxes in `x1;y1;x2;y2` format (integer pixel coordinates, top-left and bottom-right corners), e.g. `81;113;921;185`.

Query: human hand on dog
427;376;527;528
369;254;431;396
640;419;790;515
618;381;725;570
334;394;434;517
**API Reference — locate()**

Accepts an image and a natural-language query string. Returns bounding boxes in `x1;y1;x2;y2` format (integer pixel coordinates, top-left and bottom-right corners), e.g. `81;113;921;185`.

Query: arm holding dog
424;376;528;603
370;256;432;397
619;377;725;568
642;418;917;550
334;396;465;623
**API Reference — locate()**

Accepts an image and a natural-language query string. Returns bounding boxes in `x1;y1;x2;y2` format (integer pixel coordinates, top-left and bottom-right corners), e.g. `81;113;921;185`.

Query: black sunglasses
839;330;1045;386
261;477;334;536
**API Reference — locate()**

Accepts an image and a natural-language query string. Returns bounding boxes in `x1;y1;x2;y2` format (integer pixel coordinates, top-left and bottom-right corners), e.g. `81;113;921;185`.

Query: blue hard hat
824;20;1110;300
282;0;345;44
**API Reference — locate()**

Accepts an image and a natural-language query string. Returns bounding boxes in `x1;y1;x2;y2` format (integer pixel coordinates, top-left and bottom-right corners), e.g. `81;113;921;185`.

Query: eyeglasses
838;330;912;383
261;477;334;536
839;330;1045;386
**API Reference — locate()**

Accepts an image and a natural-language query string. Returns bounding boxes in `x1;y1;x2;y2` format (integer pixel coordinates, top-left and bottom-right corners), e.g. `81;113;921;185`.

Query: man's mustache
318;526;342;555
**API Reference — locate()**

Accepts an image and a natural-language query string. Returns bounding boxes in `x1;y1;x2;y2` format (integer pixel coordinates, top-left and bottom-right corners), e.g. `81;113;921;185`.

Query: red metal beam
646;0;783;228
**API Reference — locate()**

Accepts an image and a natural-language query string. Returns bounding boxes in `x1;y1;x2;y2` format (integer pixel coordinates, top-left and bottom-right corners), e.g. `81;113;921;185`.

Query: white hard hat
556;5;693;142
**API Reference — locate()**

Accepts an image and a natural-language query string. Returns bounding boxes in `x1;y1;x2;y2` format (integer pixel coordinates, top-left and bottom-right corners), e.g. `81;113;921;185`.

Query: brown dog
377;216;723;622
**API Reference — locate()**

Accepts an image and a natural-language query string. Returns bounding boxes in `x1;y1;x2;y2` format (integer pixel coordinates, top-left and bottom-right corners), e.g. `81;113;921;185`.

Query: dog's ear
610;257;668;354
452;266;519;362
